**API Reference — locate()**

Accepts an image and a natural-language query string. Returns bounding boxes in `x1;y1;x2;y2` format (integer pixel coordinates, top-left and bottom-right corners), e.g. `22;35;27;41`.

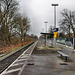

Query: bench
57;48;72;61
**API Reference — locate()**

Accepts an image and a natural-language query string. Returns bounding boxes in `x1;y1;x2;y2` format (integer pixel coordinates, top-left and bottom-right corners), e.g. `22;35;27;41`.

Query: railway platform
1;39;75;75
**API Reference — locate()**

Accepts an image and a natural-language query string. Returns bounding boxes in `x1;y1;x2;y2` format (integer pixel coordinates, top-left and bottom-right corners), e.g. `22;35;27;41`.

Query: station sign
54;32;57;38
42;36;45;38
52;28;59;32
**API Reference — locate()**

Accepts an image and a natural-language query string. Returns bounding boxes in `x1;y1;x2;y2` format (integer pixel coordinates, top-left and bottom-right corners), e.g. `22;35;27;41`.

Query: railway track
0;41;37;74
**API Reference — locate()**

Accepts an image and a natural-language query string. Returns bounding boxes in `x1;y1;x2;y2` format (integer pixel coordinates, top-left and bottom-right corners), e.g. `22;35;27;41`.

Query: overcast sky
18;0;75;37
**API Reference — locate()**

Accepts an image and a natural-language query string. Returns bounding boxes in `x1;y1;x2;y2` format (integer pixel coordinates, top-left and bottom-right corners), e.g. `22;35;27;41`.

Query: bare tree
14;14;30;43
59;9;75;49
0;0;18;46
0;0;31;46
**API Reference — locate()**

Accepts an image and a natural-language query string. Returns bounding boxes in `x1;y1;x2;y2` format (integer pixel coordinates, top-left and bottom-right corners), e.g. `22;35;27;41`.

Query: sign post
52;28;58;51
53;32;57;51
54;32;57;38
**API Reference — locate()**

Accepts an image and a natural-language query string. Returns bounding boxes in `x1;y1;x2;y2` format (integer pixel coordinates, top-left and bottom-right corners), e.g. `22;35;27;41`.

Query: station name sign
52;28;59;32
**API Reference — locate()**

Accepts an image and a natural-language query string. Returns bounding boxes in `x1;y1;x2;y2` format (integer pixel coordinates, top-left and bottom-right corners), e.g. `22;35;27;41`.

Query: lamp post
51;4;58;51
45;22;48;47
42;28;44;33
45;22;48;33
51;4;58;28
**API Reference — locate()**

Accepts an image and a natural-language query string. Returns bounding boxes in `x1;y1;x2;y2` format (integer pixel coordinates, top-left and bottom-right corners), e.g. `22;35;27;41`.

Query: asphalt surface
21;39;75;75
1;39;75;75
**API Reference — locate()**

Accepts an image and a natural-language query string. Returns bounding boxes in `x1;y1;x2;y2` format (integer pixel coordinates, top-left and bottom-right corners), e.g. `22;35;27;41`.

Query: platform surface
1;40;75;75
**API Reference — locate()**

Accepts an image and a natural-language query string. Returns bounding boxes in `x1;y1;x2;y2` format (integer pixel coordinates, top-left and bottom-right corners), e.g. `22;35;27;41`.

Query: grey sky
19;0;75;37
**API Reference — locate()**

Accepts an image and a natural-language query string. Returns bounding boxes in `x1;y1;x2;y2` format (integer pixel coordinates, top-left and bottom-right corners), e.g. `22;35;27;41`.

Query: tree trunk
8;35;11;45
21;35;22;42
24;33;26;42
3;38;6;46
6;35;10;46
74;32;75;49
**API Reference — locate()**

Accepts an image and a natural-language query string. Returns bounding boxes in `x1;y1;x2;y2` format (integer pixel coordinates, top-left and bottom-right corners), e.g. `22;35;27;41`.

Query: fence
57;38;74;47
